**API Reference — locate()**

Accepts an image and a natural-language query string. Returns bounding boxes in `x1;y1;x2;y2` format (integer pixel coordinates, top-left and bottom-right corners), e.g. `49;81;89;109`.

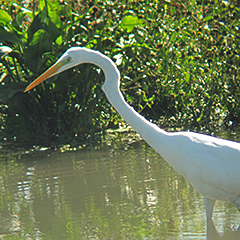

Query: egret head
24;47;86;92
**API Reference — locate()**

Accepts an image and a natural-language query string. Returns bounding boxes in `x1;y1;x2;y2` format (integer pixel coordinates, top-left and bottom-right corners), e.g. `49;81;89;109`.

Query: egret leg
206;218;218;239
204;197;216;219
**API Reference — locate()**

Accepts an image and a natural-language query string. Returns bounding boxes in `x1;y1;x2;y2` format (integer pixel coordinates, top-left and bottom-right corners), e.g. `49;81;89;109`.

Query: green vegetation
0;0;239;147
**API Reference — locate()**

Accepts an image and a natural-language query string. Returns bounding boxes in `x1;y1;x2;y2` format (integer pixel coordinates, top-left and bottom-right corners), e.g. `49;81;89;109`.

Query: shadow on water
0;142;239;239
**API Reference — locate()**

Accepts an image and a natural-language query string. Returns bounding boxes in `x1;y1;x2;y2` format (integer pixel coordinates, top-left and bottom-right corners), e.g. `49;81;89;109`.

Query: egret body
24;47;240;219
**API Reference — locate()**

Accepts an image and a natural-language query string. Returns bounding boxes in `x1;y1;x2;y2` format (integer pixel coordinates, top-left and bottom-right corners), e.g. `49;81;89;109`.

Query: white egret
24;47;240;219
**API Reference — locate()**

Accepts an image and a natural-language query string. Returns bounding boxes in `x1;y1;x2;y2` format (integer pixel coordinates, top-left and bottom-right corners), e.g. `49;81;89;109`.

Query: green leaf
196;117;201;122
0;82;26;106
29;29;46;46
55;35;63;45
0;27;24;45
185;72;190;83
121;15;144;32
16;11;34;26
24;29;52;72
147;103;152;108
0;10;12;24
28;10;60;44
203;16;213;22
196;112;203;122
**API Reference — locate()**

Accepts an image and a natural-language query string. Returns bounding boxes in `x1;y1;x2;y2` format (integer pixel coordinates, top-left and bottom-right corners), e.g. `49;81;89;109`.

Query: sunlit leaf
0;46;12;58
28;10;60;43
55;35;63;45
24;29;52;72
0;10;12;24
203;16;213;22
185;73;190;83
16;11;34;25
121;15;144;32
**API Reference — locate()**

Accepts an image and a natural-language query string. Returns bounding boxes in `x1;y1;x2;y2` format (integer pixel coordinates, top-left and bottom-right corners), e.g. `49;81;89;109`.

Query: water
0;143;239;239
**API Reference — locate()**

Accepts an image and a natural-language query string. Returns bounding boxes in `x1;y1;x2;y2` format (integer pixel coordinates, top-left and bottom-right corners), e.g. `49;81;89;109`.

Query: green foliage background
0;0;239;147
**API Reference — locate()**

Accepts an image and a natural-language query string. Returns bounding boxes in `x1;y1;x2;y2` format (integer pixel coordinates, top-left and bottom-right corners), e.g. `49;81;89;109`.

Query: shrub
0;0;239;147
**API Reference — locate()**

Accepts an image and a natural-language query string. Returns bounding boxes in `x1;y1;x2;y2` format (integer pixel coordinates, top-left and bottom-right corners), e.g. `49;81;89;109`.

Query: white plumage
25;47;240;219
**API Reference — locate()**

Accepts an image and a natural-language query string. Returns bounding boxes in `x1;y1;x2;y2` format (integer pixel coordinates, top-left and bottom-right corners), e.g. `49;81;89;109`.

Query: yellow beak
24;62;62;93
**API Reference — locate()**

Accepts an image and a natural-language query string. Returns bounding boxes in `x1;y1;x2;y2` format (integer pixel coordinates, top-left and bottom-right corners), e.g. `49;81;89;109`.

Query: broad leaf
0;27;24;45
0;10;12;24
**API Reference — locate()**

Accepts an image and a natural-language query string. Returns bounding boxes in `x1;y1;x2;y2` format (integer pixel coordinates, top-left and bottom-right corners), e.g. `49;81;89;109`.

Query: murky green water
0;143;239;239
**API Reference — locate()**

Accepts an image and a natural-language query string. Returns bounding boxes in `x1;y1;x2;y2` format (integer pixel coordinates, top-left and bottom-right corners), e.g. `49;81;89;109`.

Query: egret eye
66;57;71;62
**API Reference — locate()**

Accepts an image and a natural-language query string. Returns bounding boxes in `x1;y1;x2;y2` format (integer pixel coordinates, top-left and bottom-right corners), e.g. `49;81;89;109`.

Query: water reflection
207;219;240;240
0;144;239;239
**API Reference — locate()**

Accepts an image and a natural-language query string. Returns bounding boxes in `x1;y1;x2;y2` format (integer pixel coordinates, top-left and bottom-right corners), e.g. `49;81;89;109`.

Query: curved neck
84;50;168;150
